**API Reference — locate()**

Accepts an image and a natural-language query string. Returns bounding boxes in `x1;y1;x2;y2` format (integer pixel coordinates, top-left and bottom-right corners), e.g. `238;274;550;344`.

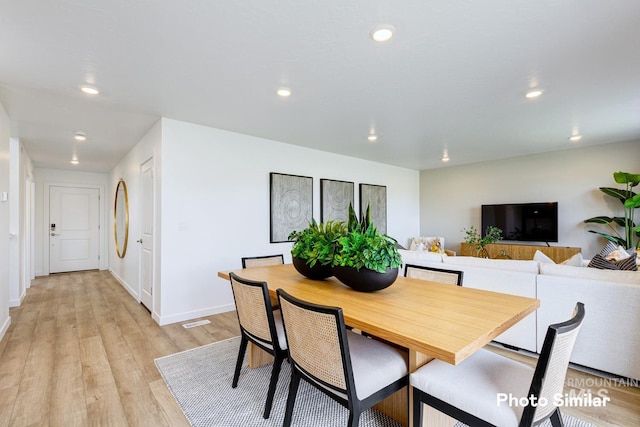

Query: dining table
218;263;539;427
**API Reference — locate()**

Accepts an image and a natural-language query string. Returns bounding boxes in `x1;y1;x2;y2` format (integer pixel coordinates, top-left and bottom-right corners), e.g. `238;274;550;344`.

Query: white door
139;158;154;311
49;186;100;273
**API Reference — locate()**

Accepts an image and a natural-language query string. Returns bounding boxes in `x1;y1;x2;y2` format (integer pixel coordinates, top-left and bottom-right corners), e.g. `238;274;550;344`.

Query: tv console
459;242;581;263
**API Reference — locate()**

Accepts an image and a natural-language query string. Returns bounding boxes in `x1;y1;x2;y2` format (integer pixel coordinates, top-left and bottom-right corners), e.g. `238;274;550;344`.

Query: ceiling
1;0;639;173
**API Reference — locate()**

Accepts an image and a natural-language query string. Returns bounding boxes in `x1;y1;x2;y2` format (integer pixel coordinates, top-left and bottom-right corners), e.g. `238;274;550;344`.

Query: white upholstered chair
410;302;585;427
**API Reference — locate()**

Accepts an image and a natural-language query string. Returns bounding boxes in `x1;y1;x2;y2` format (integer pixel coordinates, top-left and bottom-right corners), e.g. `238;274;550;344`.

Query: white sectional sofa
398;249;640;380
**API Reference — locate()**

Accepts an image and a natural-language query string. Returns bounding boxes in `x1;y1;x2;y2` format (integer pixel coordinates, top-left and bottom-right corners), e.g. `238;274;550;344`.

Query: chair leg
549;408;564;427
263;354;284;419
412;388;424;427
282;371;301;427
231;335;248;388
348;410;361;427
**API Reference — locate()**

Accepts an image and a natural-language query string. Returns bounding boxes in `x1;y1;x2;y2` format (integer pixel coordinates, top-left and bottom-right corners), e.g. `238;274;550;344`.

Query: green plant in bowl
288;219;346;279
331;204;402;291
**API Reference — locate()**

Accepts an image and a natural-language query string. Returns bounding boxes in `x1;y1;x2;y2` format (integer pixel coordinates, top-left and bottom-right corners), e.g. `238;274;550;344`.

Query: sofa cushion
537;274;640;379
443;256;539;274
398;249;444;265
539;262;640;285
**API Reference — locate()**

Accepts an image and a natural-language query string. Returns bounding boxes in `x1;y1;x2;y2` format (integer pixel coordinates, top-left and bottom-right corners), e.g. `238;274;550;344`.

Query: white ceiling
1;0;639;172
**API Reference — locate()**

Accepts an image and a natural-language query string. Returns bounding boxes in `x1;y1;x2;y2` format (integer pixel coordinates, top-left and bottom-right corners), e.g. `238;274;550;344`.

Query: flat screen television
481;202;558;243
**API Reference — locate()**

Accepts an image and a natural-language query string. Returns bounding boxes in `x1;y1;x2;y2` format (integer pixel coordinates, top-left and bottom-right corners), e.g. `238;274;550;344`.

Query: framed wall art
320;179;354;223
359;183;387;234
270;172;313;242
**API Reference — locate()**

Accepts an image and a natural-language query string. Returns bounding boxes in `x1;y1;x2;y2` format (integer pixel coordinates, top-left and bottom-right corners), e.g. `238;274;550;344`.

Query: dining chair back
277;289;408;427
410;302;585;427
241;254;284;268
404;264;464;286
229;273;287;419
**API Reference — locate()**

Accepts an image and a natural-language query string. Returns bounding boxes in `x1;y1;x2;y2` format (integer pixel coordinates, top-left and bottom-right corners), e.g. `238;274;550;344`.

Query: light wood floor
0;271;239;427
0;271;638;426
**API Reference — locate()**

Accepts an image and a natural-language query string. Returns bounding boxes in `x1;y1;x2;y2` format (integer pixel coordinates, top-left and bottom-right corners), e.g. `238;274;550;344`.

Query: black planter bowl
292;256;333;280
332;265;399;292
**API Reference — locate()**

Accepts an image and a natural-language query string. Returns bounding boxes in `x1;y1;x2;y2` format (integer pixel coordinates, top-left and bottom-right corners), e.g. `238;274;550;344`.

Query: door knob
137;239;143;244
51;232;58;236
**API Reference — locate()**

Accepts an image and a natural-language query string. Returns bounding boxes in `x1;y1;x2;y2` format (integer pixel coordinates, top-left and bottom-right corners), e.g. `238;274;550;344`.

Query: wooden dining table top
218;263;539;366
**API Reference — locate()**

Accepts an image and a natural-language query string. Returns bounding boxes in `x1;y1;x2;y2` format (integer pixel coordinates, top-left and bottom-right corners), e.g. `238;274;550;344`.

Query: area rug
155;337;595;427
155;336;401;427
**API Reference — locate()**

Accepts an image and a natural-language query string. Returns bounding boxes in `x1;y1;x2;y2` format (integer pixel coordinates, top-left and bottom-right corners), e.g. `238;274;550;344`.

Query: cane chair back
404;264;463;286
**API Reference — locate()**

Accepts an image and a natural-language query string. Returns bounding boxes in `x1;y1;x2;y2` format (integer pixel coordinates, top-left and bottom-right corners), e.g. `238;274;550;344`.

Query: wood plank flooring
0;270;638;426
0;271;238;427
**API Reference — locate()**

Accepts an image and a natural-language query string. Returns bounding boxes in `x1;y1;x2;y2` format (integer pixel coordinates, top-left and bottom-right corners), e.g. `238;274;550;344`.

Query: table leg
248;342;274;368
408;349;458;427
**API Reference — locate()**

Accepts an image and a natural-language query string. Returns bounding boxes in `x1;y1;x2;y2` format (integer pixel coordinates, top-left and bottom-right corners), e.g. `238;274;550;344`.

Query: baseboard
9;291;25;308
0;315;11;342
157;304;235;326
109;269;139;300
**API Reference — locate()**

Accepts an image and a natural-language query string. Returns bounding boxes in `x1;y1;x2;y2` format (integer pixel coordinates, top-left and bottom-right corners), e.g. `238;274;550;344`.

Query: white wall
8;138;34;306
34;168;109;276
0;102;11;340
109;120;162;318
419;140;640;258
157;118;420;325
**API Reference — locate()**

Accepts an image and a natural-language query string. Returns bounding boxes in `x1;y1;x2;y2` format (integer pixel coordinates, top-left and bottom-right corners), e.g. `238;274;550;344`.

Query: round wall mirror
114;179;129;258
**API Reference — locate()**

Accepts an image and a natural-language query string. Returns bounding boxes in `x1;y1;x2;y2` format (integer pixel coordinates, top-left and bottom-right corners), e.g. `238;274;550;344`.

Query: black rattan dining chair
404;264;464;286
277;289;408;427
411;302;585;427
229;273;287;419
241;254;284;268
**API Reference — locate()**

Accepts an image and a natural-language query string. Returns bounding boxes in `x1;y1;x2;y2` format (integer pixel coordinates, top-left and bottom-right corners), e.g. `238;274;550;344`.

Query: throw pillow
533;250;554;264
598;241;618;257
560;252;584;267
587;253;638;271
533;250;583;267
605;246;635;262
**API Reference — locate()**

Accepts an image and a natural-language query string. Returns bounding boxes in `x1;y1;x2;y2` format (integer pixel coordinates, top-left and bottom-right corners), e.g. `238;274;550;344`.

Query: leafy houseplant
288;220;346;279
584;171;640;250
462;225;503;258
331;204;402;291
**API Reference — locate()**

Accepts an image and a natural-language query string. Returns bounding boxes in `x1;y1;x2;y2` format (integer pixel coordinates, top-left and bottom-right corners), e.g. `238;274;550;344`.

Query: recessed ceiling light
569;134;583;142
442;148;450;162
70;159;79;165
74;132;87;141
80;85;99;95
442;156;450;162
370;25;395;42
525;88;543;99
367;134;378;142
277;88;291;97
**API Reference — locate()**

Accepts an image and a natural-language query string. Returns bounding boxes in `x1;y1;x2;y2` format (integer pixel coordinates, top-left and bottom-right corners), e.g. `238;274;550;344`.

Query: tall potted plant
288;220;346;279
584;171;640;250
332;204;402;292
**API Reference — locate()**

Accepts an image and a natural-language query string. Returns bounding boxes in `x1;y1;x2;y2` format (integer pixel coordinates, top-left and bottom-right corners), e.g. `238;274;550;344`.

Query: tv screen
481;202;558;243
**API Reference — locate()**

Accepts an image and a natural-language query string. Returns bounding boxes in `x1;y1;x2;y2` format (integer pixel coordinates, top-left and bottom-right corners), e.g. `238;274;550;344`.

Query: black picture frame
320;179;354;223
359;183;387;234
270;172;313;242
